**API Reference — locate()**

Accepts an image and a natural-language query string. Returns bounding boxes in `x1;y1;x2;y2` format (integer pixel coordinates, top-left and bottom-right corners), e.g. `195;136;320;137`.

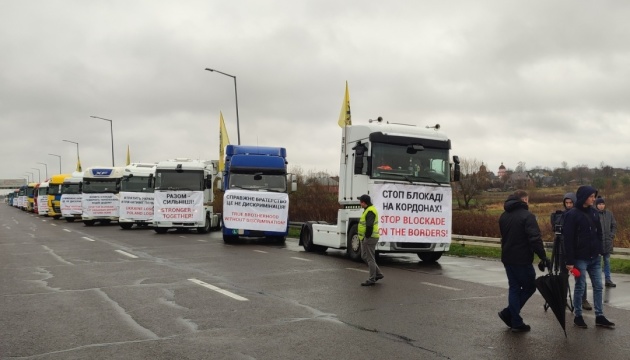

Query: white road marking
290;257;311;262
63;229;72;232
179;236;187;238
81;237;95;242
50;223;57;226
421;282;462;291
253;250;268;253
346;268;369;273
188;279;249;301
197;240;207;242
115;250;139;259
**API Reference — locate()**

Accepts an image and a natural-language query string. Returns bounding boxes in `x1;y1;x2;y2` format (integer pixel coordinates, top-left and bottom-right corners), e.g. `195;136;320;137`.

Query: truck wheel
154;227;168;234
301;224;327;252
417;252;443;263
65;218;75;223
83;220;95;226
120;223;133;230
197;215;211;234
272;236;286;244
347;224;362;262
53;216;61;220
223;234;238;243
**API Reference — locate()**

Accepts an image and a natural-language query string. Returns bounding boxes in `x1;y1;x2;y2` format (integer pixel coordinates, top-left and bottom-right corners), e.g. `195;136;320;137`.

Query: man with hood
595;197;617;287
498;190;548;332
563;185;615;328
551;193;592;310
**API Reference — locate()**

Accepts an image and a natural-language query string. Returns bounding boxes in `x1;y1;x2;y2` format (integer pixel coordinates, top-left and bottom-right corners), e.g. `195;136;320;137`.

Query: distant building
498;163;506;178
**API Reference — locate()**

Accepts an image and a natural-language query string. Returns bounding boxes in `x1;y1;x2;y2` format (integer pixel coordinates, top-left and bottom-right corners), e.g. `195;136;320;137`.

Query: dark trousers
503;264;536;327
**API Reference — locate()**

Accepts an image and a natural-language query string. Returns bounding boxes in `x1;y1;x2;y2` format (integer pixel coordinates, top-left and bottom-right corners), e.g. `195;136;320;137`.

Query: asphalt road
2;204;630;359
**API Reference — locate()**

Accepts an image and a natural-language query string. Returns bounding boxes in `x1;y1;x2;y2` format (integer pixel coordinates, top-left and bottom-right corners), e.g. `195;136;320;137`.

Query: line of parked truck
6;117;460;262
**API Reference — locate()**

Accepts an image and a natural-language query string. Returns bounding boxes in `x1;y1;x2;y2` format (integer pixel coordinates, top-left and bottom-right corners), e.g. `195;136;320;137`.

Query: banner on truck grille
37;195;49;214
222;190;289;232
372;184;452;243
82;193;119;217
61;194;82;216
153;191;205;222
119;192;154;221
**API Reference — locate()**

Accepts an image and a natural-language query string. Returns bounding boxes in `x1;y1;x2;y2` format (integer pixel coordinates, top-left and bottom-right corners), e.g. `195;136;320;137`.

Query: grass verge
447;244;630;275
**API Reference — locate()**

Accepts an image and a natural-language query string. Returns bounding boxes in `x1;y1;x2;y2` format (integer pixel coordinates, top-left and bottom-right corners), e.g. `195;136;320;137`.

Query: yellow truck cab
47;174;71;219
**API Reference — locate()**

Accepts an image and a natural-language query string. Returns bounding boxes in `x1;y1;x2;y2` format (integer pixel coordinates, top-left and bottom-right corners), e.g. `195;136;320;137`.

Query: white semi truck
81;166;124;226
119;163;157;230
152;158;221;234
300;117;460;263
60;171;83;222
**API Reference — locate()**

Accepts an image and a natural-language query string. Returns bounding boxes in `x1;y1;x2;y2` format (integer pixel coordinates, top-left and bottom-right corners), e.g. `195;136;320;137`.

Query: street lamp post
90;116;115;166
37;162;48;179
63;140;80;171
25;172;34;183
31;168;41;182
204;67;241;145
48;154;62;173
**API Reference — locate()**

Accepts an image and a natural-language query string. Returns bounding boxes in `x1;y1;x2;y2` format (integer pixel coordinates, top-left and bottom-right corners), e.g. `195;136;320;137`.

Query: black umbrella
536;272;569;337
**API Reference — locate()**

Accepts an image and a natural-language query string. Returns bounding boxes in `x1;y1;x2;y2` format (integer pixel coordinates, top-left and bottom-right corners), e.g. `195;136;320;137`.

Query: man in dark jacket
595;197;617;287
551;193;592;310
563;185;615;328
498;190;548;332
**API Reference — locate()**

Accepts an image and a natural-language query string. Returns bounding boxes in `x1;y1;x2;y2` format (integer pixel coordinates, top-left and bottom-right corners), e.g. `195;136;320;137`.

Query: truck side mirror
288;174;297;193
148;174;154;188
205;175;213;189
452;155;461;182
352;142;368;175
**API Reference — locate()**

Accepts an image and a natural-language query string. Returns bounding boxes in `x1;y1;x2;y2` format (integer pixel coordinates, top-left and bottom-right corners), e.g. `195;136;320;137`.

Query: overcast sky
2;0;630;185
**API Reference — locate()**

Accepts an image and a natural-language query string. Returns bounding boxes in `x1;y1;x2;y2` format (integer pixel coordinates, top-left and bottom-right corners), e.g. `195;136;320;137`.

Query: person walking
357;194;384;286
551;193;592;310
497;190;549;332
563;186;615;328
595;197;617;288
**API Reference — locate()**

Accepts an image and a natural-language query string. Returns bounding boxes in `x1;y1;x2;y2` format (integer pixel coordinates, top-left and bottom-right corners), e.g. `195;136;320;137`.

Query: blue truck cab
221;145;296;243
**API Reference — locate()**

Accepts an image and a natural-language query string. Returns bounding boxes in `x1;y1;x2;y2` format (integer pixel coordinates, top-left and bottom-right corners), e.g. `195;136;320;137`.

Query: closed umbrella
536;272;569;337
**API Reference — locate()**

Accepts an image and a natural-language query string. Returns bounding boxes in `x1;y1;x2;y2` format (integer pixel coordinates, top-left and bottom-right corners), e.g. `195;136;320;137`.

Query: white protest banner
372;184;452;243
222;190;289;232
154;191;204;222
82;193;119;217
119;192;154;221
37;195;49;214
61;194;83;216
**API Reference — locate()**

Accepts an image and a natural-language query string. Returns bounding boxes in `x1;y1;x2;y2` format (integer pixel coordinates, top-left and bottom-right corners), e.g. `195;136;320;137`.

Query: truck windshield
48;185;60;195
121;176;154;193
38;187;48;196
62;183;81;194
155;170;204;191
27;188;34;197
371;143;450;183
82;179;120;194
229;173;286;192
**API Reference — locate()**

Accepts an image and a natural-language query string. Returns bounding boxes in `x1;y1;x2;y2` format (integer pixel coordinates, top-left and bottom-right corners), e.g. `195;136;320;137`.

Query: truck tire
53;215;61;220
417;252;443;263
346;224;362;262
223;234;238;243
301;223;327;252
272;236;286;244
154;227;168;234
120;223;133;230
197;215;211;234
65;218;75;223
83;220;95;226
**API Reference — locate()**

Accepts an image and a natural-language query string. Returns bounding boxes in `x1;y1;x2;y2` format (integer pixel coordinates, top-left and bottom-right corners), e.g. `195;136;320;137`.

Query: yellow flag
337;81;351;127
126;145;131;166
76;156;82;172
219;112;231;172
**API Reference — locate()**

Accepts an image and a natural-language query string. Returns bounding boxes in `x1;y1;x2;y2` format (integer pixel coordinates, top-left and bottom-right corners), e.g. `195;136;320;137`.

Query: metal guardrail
290;222;630;259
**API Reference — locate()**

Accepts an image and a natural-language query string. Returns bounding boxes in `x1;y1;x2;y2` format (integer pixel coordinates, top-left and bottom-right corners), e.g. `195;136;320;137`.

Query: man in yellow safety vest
358;194;384;286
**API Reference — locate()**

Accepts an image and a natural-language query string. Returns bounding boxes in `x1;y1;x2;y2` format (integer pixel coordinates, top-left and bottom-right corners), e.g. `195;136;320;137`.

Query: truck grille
394;242;432;249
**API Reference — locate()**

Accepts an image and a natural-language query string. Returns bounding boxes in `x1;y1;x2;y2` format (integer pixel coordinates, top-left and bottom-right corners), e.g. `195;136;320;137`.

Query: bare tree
453;158;487;209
